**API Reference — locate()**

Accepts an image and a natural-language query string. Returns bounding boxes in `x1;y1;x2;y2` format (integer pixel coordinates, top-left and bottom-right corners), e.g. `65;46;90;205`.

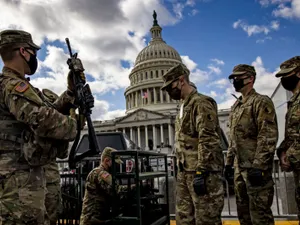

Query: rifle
65;38;101;169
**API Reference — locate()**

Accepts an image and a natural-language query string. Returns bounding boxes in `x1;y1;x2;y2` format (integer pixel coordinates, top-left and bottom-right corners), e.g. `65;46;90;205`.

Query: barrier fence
56;153;298;224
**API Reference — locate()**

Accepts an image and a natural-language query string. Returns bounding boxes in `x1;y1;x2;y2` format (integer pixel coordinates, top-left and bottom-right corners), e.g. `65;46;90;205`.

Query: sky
0;0;299;121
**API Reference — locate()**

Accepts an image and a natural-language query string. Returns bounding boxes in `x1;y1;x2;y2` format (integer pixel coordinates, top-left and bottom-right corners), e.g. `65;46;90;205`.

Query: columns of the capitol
167;92;170;103
130;127;133;140
168;123;173;146
137;126;141;147
152;125;157;149
160;124;164;145
160;89;163;104
154;88;157;103
145;125;149;150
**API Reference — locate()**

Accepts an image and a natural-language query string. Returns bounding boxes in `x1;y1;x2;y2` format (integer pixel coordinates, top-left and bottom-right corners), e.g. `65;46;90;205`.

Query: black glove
224;165;234;181
248;168;264;187
193;170;208;196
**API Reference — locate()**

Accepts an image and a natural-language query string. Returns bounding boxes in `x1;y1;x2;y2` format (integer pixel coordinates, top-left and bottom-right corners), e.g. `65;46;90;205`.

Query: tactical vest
0;73;57;167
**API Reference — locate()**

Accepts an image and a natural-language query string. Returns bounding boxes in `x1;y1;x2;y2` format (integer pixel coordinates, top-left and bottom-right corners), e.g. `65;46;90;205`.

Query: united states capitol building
90;13;230;154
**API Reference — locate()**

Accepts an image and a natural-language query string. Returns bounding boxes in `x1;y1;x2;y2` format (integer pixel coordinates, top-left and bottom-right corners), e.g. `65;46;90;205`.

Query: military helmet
101;147;123;164
228;64;256;79
0;29;40;52
275;56;300;78
161;63;190;90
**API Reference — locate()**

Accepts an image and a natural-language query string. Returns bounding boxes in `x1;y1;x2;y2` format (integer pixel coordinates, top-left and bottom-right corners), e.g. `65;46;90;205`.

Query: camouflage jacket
277;89;300;169
80;165;126;224
226;89;278;170
175;89;223;172
0;66;77;172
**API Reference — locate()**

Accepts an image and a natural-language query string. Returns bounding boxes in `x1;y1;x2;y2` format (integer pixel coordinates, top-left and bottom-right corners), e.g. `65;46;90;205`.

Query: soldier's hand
67;71;86;93
193;170;207;196
84;92;94;109
280;152;291;172
67;57;84;72
248;168;264;187
224;165;234;181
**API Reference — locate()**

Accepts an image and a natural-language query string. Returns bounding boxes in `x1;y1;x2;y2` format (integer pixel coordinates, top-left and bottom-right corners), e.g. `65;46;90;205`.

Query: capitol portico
91;11;230;154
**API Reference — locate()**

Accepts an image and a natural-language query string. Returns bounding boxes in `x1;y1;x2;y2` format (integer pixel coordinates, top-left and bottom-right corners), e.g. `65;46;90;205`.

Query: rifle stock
65;38;101;169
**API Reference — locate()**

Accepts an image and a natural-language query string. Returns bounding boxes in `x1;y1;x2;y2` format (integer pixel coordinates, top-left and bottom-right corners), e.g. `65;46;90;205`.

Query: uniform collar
2;66;26;80
240;88;256;104
289;88;300;103
182;89;197;106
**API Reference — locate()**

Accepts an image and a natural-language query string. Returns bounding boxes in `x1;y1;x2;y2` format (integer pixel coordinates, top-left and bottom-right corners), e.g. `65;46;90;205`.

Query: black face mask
281;74;300;91
233;77;251;92
167;81;182;100
22;49;38;75
168;87;181;100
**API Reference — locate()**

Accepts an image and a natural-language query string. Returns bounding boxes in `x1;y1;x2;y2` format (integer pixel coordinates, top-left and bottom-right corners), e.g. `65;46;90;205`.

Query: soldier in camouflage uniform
161;63;224;225
224;64;278;225
80;147;126;225
0;30;89;225
275;56;300;224
41;89;71;225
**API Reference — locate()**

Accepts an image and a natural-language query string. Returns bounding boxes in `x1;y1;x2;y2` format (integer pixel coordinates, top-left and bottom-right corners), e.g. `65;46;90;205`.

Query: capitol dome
124;11;182;115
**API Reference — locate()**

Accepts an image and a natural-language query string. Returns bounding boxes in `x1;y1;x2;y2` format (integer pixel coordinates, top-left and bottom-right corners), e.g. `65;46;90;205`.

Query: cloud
258;0;292;7
233;19;280;36
273;0;300;19
217;56;280;109
258;0;300;20
256;36;272;43
0;0;189;120
181;56;225;83
211;58;225;65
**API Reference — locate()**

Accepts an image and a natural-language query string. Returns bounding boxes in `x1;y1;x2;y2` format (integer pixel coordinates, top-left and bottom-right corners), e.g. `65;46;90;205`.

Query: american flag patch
101;172;110;179
15;81;29;93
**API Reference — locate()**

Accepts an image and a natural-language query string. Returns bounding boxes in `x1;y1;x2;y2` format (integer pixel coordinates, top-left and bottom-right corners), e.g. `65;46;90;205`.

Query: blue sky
0;0;299;119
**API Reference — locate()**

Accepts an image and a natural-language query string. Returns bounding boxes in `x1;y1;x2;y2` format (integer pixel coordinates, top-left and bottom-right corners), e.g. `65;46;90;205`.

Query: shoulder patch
101;172;110;179
15;81;29;93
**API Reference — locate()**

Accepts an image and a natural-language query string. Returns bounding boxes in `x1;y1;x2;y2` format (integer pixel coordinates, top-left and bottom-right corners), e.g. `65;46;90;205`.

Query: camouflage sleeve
225;114;235;166
52;90;77;115
252;96;278;170
97;171;127;195
4;80;77;141
194;99;221;171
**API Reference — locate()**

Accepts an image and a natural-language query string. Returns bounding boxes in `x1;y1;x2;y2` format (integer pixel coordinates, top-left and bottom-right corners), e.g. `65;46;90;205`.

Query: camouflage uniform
80;147;124;225
162;64;224;225
0;30;78;225
226;65;278;225
275;56;300;222
41;89;69;225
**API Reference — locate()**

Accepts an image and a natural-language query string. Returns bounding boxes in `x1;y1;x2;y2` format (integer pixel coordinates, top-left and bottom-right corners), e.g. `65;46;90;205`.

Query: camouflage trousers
293;170;300;224
45;181;62;225
234;166;274;225
0;167;49;225
175;171;224;225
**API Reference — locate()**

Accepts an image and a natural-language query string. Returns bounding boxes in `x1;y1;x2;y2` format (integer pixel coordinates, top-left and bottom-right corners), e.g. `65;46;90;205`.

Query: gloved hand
67;57;85;72
84;92;94;109
193;170;208;196
248;168;264;187
224;165;234;181
67;71;86;93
